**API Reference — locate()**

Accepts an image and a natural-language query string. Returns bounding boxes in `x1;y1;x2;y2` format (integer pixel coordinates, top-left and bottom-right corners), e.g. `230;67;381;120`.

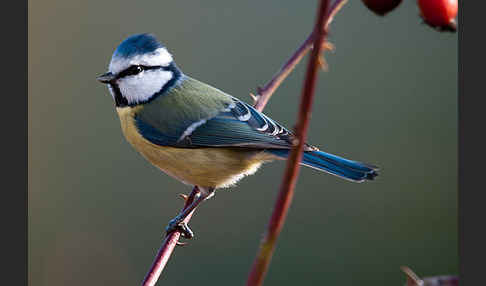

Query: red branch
141;187;200;286
253;0;347;112
141;1;347;285
246;0;332;285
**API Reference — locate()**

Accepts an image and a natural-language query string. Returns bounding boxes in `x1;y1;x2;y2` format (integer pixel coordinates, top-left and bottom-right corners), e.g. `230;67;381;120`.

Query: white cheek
107;85;115;100
118;70;173;104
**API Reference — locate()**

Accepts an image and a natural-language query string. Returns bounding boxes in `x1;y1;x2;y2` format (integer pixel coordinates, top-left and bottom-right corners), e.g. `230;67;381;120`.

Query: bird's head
97;33;182;107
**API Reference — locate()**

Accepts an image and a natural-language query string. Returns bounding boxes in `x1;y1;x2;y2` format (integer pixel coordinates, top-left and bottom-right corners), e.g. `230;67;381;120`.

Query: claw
166;219;194;239
178;222;194;239
176;241;188;247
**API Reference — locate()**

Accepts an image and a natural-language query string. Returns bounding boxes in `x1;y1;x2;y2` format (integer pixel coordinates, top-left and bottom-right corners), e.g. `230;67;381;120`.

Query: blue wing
133;79;379;182
135;97;309;150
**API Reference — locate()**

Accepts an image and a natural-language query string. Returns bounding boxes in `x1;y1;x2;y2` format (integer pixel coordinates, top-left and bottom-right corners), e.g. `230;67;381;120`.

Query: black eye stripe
110;61;182;108
116;65;163;79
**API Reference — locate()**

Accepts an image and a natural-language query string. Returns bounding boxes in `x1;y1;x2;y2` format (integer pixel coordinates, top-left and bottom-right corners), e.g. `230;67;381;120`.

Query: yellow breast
116;107;275;188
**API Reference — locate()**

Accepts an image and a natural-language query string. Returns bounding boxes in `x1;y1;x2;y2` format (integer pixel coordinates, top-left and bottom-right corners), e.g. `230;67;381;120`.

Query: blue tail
267;149;379;182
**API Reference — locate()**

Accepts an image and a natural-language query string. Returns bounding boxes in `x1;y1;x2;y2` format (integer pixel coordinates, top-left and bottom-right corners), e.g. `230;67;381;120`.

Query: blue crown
113;33;164;59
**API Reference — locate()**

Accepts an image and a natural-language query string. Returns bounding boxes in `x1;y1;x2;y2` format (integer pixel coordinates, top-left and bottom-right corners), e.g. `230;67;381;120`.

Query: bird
97;33;378;238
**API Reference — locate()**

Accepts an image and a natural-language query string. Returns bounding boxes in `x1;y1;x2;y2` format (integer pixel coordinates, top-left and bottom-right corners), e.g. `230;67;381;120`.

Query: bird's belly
117;107;273;188
139;146;266;188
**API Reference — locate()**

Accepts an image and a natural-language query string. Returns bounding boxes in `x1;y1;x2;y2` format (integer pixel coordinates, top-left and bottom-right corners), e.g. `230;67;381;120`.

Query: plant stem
252;33;315;112
141;187;200;286
246;0;331;285
253;0;347;112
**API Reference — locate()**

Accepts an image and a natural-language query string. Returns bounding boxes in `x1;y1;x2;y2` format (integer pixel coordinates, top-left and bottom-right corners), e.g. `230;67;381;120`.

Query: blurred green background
28;0;457;285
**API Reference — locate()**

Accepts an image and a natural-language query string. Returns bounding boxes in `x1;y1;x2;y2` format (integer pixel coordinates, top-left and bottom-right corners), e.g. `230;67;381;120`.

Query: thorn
249;93;259;103
322;41;335;52
311;41;332;71
312;41;334;52
318;55;328;71
401;266;424;286
179;194;189;201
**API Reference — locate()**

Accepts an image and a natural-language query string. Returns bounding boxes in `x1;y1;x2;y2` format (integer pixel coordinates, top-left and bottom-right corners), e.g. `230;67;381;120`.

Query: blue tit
97;34;378;237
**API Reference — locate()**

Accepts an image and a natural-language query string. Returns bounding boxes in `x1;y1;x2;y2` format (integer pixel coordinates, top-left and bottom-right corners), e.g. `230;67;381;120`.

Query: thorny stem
141;187;200;286
252;0;347;112
246;0;332;285
141;1;347;285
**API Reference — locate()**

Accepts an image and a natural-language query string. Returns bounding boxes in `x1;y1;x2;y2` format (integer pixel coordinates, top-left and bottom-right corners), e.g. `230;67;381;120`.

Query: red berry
417;0;458;31
362;0;403;16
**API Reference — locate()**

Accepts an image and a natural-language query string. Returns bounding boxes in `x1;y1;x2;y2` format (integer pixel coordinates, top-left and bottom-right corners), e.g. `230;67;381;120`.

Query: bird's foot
164;187;215;242
165;218;194;239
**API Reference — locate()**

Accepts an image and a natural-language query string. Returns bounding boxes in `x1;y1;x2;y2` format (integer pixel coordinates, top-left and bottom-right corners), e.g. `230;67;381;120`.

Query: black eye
117;65;162;79
130;65;143;75
118;65;144;78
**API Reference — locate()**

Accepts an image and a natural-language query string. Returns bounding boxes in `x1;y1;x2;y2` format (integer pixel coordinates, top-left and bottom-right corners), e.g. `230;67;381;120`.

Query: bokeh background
28;0;457;285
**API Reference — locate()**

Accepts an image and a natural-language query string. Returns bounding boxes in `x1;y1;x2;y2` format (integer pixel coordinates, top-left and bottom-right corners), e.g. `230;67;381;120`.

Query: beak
97;72;116;84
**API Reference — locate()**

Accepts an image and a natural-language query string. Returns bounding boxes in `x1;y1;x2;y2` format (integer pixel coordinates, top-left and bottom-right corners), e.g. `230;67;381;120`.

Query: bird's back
116;76;275;188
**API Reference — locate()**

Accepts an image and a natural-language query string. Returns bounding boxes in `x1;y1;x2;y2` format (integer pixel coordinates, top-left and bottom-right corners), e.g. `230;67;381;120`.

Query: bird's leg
165;187;215;239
